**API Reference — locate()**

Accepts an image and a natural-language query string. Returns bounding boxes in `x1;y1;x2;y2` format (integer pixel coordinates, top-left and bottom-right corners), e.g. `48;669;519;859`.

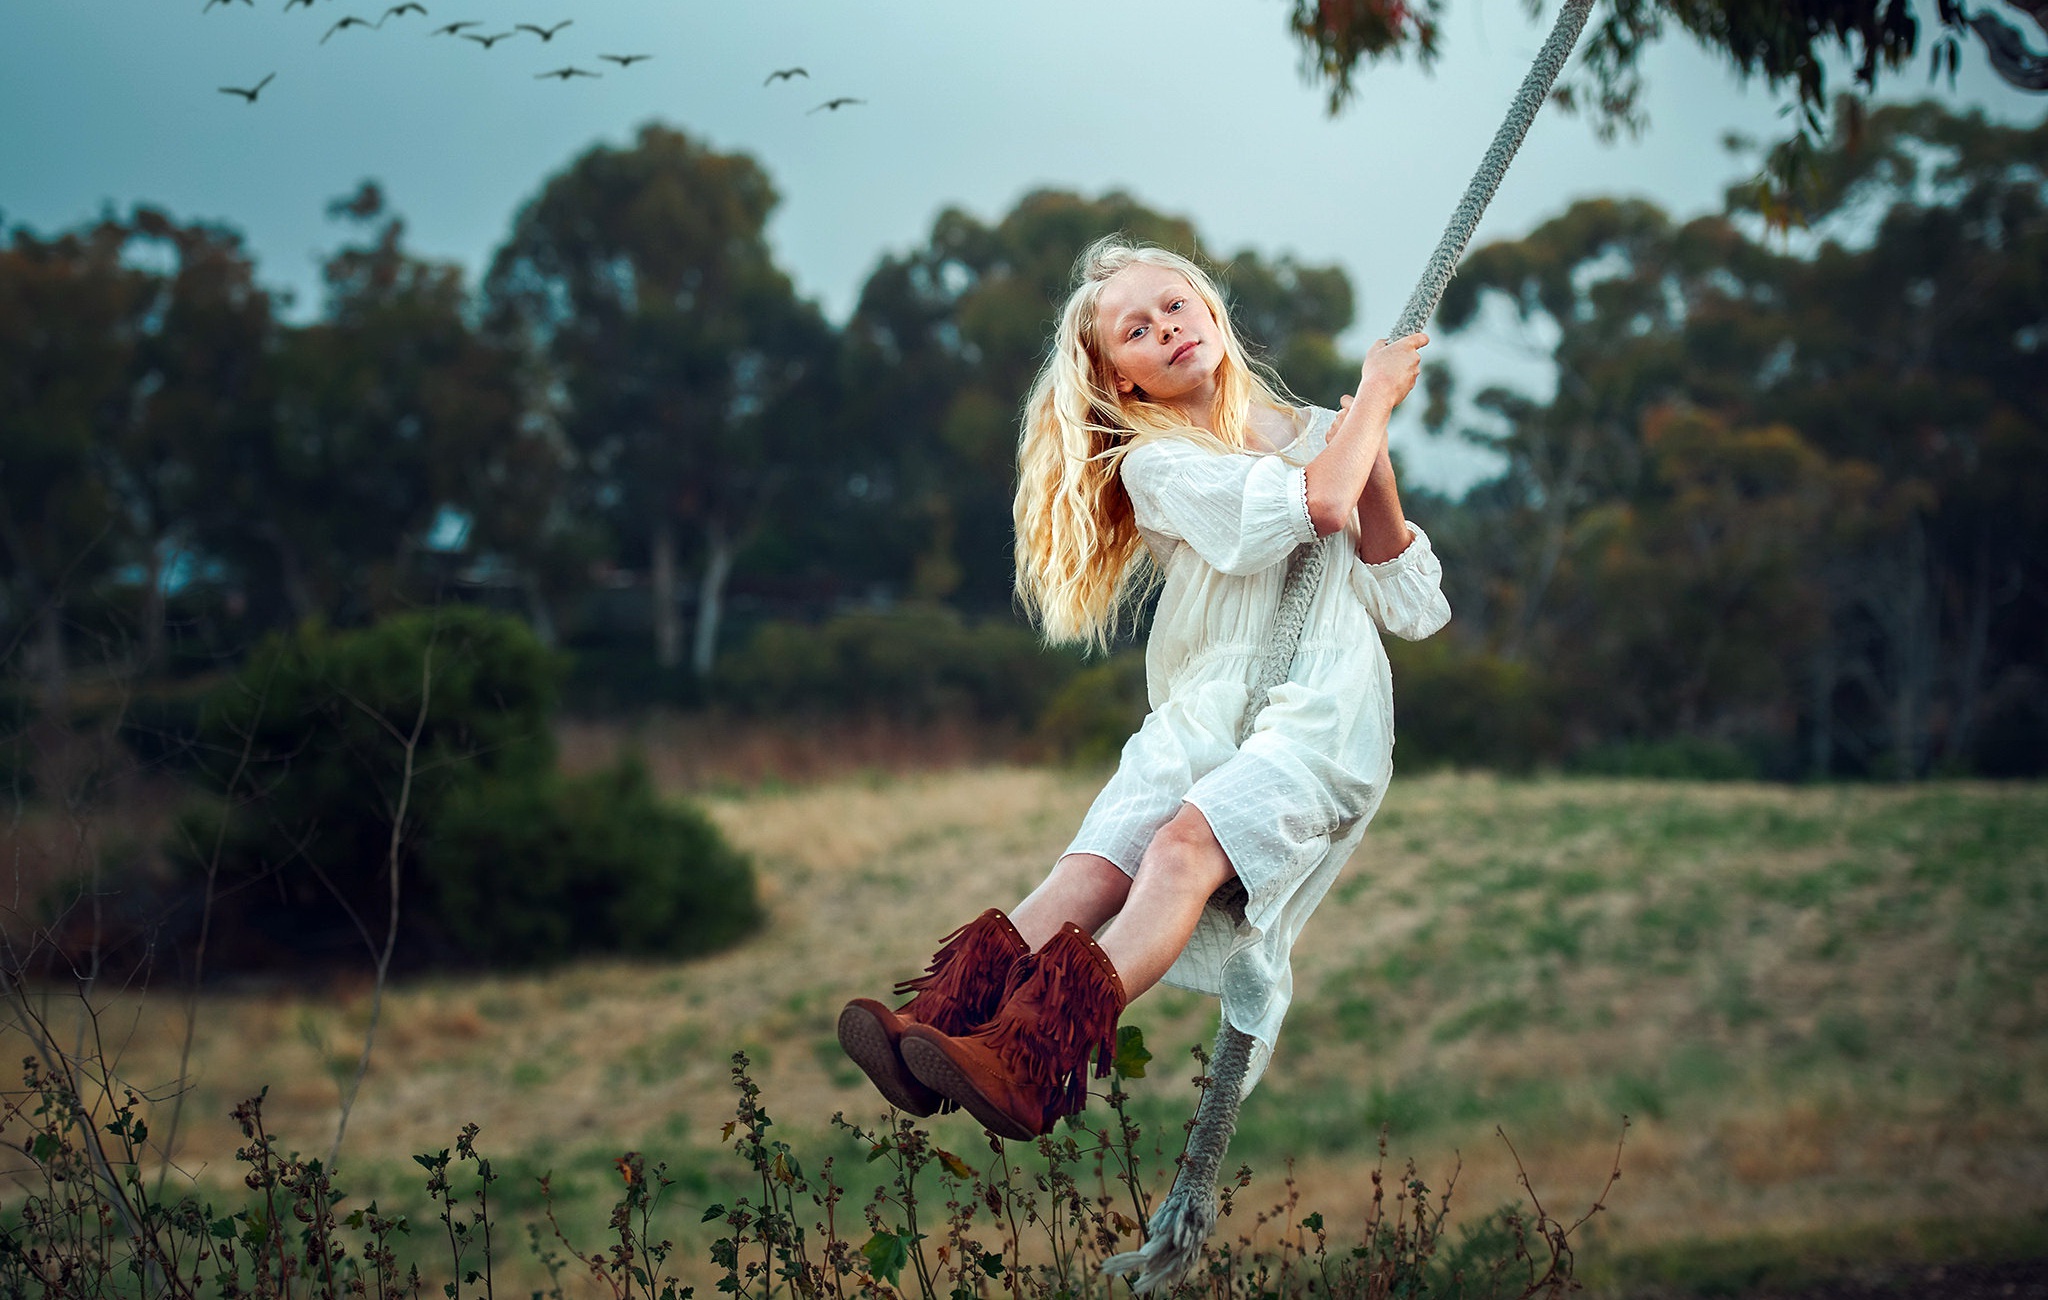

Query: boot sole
898;1033;1039;1142
837;1002;942;1117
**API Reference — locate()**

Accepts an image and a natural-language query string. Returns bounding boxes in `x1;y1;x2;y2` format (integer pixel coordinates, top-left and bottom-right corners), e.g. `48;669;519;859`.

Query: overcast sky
4;0;2038;491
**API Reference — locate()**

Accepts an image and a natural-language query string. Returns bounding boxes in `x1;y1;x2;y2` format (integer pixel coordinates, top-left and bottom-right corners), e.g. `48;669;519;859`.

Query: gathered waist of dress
1149;630;1387;704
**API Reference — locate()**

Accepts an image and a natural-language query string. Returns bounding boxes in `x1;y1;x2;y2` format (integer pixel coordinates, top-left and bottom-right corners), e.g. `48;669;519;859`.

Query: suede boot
898;922;1126;1141
838;908;1028;1116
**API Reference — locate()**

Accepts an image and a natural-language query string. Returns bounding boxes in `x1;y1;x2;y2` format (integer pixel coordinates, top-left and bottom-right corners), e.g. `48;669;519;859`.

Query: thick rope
1102;4;1597;1291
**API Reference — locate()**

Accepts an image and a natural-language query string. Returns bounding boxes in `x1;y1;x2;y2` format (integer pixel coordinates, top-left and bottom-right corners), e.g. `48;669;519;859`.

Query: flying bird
807;96;865;114
431;20;478;35
381;3;427;23
284;0;313;9
763;67;808;85
322;15;376;42
218;72;275;102
463;29;513;48
599;53;653;67
535;65;600;80
515;20;572;40
203;0;253;11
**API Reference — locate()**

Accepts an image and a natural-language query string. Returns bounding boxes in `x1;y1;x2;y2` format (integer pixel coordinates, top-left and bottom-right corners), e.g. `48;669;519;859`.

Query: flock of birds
207;0;866;111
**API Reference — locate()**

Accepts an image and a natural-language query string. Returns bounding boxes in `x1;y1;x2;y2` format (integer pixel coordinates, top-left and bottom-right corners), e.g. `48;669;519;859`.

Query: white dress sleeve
1121;440;1317;576
1348;522;1452;640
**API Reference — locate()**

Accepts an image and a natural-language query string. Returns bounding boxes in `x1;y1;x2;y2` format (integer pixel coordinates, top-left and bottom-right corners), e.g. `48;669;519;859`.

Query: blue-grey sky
4;1;2037;490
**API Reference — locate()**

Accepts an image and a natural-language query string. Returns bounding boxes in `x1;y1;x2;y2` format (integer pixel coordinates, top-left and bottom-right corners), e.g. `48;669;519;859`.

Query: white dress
1063;405;1452;1093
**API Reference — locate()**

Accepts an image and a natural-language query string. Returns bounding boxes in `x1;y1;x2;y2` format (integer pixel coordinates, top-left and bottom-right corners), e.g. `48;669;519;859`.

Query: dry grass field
7;762;2046;1292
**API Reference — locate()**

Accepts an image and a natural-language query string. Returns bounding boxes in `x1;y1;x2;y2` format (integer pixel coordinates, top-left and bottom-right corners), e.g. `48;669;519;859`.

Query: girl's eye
1169;299;1184;312
1129;325;1146;340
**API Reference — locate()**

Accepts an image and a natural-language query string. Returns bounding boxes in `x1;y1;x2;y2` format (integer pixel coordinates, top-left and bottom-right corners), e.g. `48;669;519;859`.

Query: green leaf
865;1139;893;1163
1112;1025;1152;1080
700;1203;726;1223
29;1132;60;1162
977;1251;1005;1277
1301;1212;1324;1232
860;1231;910;1285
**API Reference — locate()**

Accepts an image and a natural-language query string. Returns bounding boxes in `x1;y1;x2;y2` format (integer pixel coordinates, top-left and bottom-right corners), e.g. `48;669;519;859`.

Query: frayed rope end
1099;1187;1217;1295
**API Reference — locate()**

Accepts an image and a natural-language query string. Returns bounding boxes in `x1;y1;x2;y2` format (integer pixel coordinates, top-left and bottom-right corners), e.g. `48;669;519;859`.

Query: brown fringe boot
898;922;1126;1141
838;908;1029;1116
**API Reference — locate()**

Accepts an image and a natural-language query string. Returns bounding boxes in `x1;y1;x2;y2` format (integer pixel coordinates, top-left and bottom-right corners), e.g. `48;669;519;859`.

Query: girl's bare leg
1096;803;1233;1000
1011;853;1130;949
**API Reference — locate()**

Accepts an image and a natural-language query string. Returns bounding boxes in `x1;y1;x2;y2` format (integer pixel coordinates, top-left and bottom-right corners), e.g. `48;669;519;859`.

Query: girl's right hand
1356;332;1428;408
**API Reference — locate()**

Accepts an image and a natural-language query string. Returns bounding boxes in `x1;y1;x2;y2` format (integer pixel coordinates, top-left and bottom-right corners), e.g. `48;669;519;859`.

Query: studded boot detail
897;922;1126;1140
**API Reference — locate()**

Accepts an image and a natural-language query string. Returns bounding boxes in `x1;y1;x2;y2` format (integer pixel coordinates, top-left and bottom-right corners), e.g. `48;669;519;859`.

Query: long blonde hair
1014;236;1296;651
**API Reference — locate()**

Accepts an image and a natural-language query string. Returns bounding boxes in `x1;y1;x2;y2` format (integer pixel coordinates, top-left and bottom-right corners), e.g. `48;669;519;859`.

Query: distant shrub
1385;639;1559;772
714;606;1080;726
1032;653;1147;765
1569;735;1763;781
164;607;754;971
422;756;761;967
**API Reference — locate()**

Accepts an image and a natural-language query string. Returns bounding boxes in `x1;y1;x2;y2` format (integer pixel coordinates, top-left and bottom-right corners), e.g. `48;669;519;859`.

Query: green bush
422;756;761;967
1032;653;1147;764
714;606;1080;726
1385;639;1560;773
169;607;758;971
167;608;563;968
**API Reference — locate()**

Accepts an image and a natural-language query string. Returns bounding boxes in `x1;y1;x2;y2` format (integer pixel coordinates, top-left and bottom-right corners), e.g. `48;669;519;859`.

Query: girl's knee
1137;807;1234;895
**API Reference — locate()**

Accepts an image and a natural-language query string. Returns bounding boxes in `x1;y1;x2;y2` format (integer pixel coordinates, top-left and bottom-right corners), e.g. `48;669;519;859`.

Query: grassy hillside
9;769;2044;1292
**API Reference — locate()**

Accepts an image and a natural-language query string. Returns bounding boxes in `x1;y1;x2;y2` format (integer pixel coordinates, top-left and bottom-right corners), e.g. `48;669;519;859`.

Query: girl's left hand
1355;332;1428;409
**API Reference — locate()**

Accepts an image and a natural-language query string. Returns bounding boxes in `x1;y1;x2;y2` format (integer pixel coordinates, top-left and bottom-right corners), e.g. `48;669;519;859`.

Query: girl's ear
1113;371;1135;395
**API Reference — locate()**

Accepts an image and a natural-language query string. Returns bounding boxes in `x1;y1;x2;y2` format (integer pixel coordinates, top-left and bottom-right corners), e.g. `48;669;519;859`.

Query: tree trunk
1944;526;1993;771
651;518;682;669
1506;422;1594;661
521;572;558;650
141;543;166;672
1807;633;1836;779
691;523;735;678
1888;518;1934;782
266;523;318;622
33;598;66;717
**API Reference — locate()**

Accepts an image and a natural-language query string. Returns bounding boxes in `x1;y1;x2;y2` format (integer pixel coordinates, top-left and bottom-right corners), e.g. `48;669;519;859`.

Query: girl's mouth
1171;340;1198;365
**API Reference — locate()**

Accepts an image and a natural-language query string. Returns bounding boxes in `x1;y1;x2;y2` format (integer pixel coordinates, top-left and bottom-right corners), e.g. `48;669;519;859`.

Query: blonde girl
838;235;1449;1139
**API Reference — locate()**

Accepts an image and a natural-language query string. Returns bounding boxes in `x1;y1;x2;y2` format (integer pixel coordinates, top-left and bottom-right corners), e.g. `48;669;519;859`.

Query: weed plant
0;1042;1617;1300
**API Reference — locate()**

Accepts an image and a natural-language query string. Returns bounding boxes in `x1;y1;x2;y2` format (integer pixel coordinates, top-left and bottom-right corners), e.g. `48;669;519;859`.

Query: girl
838;236;1449;1141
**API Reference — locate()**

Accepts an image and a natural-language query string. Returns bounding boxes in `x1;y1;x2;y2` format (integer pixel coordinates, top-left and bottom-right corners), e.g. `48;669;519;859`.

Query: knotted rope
1101;3;1597;1290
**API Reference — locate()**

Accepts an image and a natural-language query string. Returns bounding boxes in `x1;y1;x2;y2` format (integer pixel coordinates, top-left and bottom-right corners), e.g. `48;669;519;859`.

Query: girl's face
1095;263;1223;407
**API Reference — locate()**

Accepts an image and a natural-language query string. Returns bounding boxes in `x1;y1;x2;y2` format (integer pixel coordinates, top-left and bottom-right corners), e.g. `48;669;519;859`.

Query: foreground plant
0;1038;1618;1300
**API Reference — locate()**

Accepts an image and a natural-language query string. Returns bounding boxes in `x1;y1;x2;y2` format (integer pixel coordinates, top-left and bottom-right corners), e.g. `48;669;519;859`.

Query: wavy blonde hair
1014;236;1296;651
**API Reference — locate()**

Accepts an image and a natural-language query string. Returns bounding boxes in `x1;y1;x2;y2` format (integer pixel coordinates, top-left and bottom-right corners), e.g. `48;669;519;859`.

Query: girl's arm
1354;437;1412;564
1302;333;1425;548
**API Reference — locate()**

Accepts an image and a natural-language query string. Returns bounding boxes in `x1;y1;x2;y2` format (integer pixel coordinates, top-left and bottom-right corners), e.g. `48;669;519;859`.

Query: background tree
1432;98;2047;775
0;220;137;711
484;125;828;675
191;184;535;630
104;209;278;670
